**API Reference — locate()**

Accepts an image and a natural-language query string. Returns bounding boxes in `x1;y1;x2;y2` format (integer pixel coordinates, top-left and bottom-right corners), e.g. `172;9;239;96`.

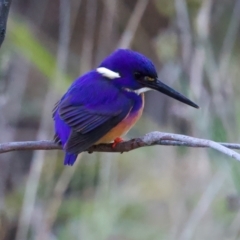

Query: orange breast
96;94;144;144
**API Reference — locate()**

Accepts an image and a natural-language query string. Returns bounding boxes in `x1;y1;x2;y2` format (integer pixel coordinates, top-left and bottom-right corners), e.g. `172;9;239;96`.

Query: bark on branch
0;131;240;161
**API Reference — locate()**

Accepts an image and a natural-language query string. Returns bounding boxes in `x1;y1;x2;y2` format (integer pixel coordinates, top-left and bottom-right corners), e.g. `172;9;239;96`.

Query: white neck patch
96;67;120;79
135;87;152;95
124;87;152;95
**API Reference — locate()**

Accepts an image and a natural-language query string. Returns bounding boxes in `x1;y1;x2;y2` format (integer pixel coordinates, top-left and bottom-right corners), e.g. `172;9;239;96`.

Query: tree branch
0;131;240;161
0;0;12;47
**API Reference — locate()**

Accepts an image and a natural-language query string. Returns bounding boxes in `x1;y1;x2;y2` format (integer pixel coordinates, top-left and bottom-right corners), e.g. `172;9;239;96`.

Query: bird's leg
112;137;123;148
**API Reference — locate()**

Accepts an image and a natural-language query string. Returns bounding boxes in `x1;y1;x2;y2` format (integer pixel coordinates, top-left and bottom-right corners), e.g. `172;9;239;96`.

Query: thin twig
0;0;12;47
15;0;71;239
36;156;81;240
80;0;97;73
118;0;148;48
219;0;240;81
178;171;226;240
174;0;193;72
1;131;240;161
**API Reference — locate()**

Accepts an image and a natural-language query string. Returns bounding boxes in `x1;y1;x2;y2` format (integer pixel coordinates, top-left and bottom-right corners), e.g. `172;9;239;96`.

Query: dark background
0;0;240;239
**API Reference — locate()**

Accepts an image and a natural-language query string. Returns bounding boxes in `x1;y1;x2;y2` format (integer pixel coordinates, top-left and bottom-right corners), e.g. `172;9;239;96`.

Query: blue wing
53;71;133;154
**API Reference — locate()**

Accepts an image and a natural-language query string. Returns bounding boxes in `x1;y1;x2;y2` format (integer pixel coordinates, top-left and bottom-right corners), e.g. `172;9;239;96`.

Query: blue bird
53;49;198;166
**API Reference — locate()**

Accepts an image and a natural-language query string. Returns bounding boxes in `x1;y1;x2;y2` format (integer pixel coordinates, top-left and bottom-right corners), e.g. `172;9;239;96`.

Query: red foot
112;137;123;148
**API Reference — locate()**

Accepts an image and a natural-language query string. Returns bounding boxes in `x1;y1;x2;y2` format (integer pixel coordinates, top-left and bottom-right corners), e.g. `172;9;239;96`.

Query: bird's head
97;49;199;108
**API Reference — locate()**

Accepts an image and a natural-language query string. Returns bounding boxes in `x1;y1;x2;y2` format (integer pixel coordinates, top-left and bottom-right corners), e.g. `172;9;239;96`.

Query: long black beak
147;79;199;109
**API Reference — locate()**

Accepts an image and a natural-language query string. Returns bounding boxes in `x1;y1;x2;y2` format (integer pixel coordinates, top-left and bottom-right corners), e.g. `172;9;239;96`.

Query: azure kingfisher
53;49;199;166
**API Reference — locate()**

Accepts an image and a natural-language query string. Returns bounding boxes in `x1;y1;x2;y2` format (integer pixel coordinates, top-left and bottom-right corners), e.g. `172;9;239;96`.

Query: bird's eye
144;76;155;82
135;72;156;82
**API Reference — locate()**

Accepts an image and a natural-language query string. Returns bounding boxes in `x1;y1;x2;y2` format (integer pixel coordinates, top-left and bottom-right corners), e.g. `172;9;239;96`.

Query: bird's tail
64;152;78;166
53;112;77;166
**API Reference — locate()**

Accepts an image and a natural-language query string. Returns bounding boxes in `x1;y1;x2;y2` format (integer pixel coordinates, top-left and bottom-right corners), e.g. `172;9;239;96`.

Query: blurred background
0;0;240;239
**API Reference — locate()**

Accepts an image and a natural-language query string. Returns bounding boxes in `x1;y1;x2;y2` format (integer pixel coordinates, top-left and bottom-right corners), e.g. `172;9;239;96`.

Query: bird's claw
112;137;123;148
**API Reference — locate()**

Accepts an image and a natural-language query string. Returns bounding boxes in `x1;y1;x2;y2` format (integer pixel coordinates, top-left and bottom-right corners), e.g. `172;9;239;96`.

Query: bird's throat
123;87;151;95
